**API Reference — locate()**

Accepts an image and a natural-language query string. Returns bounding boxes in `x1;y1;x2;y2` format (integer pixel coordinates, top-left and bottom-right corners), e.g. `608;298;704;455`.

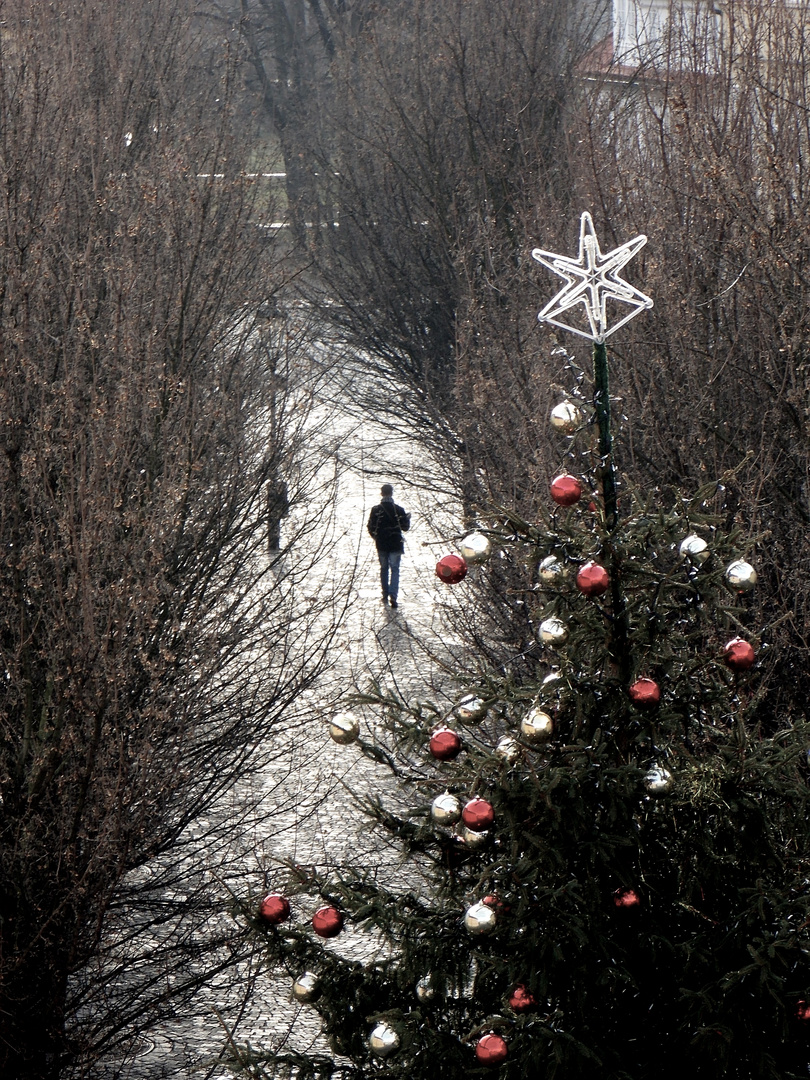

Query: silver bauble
549;401;583;434
464;901;497;935
329;710;360;745
459;532;492;565
369;1022;401;1058
292;971;321;1003
539;617;569;647
520;707;555;745
416;976;436;1003
455;694;488;723
643;764;674;797
431;792;462;826
726;559;757;592
679;534;709;564
538;555;565;583
461;825;490;849
495;735;520;763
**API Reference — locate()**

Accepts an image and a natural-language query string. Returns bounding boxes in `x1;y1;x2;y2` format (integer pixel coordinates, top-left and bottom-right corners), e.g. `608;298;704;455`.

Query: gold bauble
369;1022;401;1058
455;695;488;723
725;559;757;592
520;707;555;745
643;764;674;796
679;534;709;565
539;617;569;646
292;971;321;1003
459;532;492;565
464;901;497;935
328;710;360;744
495;736;520;763
549;401;583;434
538;555;565;583
431;792;462;825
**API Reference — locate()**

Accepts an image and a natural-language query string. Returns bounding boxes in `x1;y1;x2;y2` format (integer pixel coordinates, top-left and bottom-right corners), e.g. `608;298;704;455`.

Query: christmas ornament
532;210;653;342
461;796;495;832
436;554;468;584
796;1001;810;1021
292;971;321;1003
725;559;757;592
549;401;583;434
520;706;555;744
459;532;492;565
431;792;462;826
629;677;661;708
539;617;569;647
312;906;344;937
494;736;520;763
329;710;360;745
464;901;497;935
369;1022;401;1058
462;826;490;849
644;763;674;796
258;893;291;925
613;887;640;908
576;560;610;597
416;976;436;1003
475;1033;508;1065
508;985;537;1013
550;474;583;507
723;637;756;671
679;534;709;565
537;555;565;583
429;727;462;761
455;695;487;723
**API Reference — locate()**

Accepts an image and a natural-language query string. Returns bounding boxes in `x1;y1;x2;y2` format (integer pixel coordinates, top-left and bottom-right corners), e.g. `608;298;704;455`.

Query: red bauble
628;677;661;708
797;1001;810;1021
613;887;641;909
508;985;536;1013
480;894;511;915
475;1034;508;1065
461;796;494;832
436;554;468;584
576;560;610;597
550;474;583;507
723;637;756;671
312;905;344;938
259;893;291;925
429;727;462;761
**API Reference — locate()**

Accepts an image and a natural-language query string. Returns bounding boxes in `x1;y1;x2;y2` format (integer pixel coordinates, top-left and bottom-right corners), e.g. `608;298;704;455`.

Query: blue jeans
378;550;402;599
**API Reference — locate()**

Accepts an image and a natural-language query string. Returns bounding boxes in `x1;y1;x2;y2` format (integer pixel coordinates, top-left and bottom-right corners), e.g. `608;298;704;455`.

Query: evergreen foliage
236;339;810;1080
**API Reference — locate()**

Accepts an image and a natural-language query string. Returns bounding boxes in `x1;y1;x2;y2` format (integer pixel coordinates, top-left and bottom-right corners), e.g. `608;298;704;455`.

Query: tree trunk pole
593;338;618;532
593;338;630;683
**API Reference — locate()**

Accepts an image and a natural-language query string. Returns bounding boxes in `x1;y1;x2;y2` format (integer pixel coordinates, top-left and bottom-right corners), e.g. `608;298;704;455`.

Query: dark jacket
367;499;411;554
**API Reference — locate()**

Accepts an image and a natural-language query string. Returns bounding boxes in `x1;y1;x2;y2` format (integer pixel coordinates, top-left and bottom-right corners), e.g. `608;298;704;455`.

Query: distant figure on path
367;483;411;608
267;479;290;552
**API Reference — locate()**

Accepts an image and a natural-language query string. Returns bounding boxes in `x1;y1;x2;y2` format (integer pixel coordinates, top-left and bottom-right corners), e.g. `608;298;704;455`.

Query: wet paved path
110;342;466;1078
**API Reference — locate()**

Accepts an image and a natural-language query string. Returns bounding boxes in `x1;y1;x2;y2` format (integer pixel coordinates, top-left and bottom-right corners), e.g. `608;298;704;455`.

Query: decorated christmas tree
236;215;810;1080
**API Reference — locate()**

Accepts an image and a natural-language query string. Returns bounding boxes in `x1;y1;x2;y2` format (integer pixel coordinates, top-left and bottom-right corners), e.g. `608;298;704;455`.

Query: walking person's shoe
389;596;398;608
381;592;389;604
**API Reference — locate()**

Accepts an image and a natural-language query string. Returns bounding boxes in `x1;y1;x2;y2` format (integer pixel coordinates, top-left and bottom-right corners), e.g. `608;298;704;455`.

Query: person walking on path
367;484;411;608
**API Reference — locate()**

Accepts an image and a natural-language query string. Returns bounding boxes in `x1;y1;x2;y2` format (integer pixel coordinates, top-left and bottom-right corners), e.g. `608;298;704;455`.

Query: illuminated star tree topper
531;212;653;342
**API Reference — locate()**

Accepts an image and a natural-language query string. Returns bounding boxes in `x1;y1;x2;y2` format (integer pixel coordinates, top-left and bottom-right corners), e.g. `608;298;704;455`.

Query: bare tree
207;0;364;241
301;0;608;454
0;3;342;1077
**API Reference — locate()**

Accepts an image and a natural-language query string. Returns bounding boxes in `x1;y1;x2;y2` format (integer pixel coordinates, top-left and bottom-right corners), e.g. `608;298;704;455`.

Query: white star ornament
531;212;653;342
